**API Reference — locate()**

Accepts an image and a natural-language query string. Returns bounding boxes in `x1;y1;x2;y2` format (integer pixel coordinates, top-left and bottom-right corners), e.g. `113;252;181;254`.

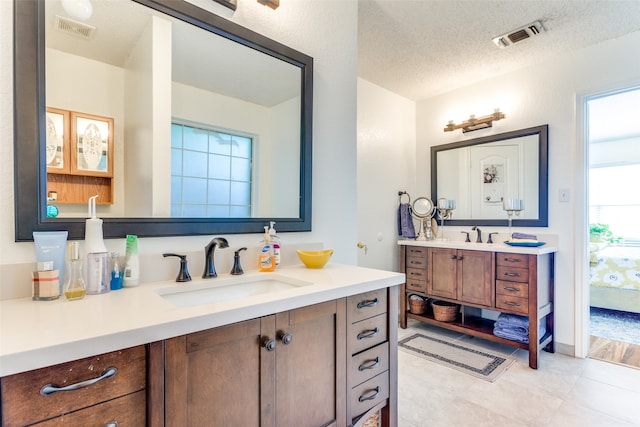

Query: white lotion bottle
85;195;110;294
268;221;281;266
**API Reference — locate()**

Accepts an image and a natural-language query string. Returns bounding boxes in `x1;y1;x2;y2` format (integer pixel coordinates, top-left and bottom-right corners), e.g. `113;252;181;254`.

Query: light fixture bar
444;110;505;133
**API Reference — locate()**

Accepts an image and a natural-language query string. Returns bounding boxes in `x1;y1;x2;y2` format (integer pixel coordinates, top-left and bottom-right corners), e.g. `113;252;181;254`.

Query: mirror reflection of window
171;123;253;217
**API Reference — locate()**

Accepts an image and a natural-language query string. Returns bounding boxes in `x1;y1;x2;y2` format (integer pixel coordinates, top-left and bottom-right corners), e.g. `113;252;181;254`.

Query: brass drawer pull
502;301;521;307
410;272;423;277
358;386;381;402
503;286;521;292
358;357;381;371
357;298;379;309
357;327;380;340
40;367;117;396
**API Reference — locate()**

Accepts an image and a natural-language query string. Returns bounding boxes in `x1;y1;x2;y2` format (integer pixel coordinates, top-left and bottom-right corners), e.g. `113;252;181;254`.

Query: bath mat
398;332;517;382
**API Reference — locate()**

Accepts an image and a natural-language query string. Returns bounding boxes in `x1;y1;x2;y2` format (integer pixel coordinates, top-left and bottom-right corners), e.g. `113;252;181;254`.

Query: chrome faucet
471;226;482;243
202;237;229;278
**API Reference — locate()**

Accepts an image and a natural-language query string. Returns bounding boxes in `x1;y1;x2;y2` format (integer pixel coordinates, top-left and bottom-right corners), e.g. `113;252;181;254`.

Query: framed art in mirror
70;112;114;177
45;107;70;174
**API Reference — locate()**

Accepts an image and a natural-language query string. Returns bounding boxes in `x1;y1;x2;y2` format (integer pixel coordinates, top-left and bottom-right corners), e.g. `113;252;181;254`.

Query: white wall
414;31;640;353
0;0;358;296
357;78;416;272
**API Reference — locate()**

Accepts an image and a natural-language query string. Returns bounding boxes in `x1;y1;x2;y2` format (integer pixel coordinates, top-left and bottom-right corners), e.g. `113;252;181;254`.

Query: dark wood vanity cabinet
428;247;494;306
0;288;398;427
400;244;554;369
164;300;346;427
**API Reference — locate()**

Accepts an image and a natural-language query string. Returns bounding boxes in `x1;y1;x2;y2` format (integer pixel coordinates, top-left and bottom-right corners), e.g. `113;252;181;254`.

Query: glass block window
171;122;253;217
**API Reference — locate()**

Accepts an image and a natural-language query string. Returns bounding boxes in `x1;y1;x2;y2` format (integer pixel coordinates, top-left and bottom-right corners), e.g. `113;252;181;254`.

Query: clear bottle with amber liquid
64;242;86;300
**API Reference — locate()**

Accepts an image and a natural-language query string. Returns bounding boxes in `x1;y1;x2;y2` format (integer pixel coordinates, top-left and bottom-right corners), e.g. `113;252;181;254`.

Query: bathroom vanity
399;240;557;369
0;265;402;427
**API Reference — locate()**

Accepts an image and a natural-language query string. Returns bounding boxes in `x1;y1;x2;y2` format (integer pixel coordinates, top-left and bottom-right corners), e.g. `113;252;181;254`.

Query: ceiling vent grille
55;15;96;40
492;20;545;48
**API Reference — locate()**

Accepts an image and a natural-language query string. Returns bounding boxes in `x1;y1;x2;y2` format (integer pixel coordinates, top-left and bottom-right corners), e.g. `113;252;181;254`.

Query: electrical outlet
559;189;570;202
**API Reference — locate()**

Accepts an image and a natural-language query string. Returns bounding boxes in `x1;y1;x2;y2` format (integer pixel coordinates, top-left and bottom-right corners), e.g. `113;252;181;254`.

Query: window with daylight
171;123;253;217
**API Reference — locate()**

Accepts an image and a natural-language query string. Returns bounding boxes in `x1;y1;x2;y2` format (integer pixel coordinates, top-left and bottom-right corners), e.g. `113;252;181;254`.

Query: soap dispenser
258;226;276;272
85;195;110;294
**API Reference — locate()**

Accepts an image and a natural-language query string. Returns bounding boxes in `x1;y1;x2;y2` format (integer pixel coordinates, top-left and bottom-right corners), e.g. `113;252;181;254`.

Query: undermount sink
155;275;312;307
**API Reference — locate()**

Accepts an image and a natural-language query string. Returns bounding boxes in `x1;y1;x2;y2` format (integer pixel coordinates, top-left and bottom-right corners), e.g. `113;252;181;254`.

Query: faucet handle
488;232;499;244
163;253;192;282
460;231;470;243
230;247;247;275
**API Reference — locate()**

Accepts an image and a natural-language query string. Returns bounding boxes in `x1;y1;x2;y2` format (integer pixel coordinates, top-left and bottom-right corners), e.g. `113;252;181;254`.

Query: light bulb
62;0;93;21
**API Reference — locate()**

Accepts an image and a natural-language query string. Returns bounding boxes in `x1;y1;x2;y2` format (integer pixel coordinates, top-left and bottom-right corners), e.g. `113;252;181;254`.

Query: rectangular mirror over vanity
398;240;557;369
13;0;313;240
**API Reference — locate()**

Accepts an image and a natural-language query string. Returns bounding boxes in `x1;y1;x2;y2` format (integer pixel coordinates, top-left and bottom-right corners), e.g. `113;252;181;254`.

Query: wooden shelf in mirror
47;173;113;205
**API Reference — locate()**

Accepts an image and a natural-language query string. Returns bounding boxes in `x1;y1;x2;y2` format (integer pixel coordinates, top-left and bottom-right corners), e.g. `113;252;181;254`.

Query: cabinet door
458;250;494;307
164;318;263;427
273;300;346;427
428;248;457;299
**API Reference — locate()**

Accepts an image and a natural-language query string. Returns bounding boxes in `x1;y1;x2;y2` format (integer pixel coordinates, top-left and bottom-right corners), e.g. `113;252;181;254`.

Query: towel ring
398;191;410;204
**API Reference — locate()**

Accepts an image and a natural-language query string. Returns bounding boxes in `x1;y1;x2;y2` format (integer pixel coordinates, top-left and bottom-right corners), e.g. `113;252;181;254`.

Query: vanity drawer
406;255;427;269
349;313;388;355
350;342;389;388
34;390;146;427
347;288;387;323
496;280;529;298
350;371;389;418
1;345;146;427
496;253;529;268
406;246;428;257
406;268;428;293
496;266;529;284
496;294;529;315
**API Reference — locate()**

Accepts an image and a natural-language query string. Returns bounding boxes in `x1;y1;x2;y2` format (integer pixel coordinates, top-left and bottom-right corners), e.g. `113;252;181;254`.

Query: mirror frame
430;124;549;227
13;0;313;241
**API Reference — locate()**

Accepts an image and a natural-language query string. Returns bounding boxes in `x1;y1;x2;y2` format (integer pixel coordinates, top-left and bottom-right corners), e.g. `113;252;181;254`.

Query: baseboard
554;342;575;357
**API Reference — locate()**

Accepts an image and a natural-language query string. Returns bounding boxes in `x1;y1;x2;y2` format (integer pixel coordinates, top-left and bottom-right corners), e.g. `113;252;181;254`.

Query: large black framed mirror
14;0;313;241
431;125;548;227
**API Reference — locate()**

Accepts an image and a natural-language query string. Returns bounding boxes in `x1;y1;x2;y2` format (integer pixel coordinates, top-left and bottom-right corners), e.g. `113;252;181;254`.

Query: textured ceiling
358;0;640;101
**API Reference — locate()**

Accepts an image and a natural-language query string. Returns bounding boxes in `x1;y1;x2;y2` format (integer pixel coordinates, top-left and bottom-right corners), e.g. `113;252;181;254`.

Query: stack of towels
510;232;538;243
493;313;545;344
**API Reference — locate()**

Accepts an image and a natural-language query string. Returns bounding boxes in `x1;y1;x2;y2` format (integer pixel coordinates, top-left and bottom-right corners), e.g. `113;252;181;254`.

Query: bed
590;245;640;314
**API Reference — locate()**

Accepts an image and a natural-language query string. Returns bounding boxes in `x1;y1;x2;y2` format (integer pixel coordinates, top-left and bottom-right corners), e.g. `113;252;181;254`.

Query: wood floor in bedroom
590;335;640;369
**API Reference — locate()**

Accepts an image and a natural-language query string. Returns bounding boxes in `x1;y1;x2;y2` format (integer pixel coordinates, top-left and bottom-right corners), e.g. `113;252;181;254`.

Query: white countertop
0;264;404;377
398;239;558;255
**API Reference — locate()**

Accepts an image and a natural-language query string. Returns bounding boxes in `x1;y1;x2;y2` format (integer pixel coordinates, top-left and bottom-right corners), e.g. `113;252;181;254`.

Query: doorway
585;87;640;368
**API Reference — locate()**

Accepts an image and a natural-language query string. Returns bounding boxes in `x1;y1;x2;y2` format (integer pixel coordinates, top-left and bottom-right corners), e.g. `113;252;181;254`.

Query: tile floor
398;321;640;426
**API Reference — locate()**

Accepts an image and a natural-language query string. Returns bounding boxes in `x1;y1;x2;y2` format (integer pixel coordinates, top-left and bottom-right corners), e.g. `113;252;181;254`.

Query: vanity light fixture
444;109;505;133
258;0;280;9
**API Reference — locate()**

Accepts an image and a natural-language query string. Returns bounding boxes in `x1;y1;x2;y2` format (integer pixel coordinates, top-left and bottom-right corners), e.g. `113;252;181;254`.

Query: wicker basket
408;295;427;314
361;410;380;427
432;300;460;322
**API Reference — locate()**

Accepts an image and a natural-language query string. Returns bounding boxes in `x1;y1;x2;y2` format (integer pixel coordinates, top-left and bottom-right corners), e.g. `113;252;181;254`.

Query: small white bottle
123;235;140;287
85;195;109;294
268;221;281;266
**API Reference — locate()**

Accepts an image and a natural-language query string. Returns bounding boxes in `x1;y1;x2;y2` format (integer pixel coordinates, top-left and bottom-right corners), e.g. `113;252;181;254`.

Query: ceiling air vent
492;20;545;48
55;15;96;40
